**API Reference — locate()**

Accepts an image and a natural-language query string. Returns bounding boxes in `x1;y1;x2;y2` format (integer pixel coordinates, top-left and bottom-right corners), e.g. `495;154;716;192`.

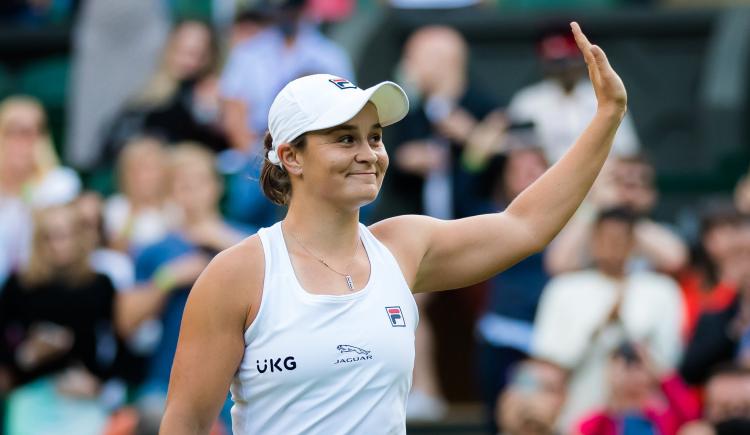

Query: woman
0;204;117;435
104;136;175;255
101;19;225;165
0;96;80;284
161;23;626;434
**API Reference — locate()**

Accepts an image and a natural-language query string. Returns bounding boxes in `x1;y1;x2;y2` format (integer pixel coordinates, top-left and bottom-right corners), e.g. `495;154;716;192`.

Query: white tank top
230;222;418;434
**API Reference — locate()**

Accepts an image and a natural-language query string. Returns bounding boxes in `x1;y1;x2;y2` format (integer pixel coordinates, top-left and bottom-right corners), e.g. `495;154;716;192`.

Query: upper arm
161;238;263;433
371;212;541;293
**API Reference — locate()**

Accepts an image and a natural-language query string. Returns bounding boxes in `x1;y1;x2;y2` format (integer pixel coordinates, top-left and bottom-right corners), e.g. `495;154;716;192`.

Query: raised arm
374;22;628;293
160;239;262;434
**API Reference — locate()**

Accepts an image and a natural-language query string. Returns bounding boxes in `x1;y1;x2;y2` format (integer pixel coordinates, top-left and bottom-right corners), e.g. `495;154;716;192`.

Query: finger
570;22;595;65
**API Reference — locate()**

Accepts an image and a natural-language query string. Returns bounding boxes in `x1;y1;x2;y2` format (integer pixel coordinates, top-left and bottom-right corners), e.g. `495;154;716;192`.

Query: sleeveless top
230;222;418;434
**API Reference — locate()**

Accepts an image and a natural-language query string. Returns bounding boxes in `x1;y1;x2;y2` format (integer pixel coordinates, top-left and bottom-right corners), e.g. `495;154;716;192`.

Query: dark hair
596;207;638;229
260;131;306;206
694;202;742;285
708;362;750;381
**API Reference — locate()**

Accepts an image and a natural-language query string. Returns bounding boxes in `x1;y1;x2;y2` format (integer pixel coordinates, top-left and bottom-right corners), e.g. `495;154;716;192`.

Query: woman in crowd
104;136;175;255
678;205;743;339
0;96;80;285
0;204;117;435
101;19;226;165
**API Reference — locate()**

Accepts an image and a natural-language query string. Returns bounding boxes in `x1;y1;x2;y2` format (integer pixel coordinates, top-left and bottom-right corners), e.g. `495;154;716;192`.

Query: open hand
571;22;627;114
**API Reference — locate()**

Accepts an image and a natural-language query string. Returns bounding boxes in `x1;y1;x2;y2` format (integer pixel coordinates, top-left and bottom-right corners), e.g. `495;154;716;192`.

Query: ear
277;142;303;175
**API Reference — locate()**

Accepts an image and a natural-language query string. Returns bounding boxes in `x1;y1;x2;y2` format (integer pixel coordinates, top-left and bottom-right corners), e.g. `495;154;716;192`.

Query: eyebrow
314;123;383;136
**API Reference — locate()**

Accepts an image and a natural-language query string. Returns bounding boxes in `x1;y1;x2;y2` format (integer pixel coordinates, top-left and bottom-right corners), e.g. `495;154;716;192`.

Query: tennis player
160;22;626;434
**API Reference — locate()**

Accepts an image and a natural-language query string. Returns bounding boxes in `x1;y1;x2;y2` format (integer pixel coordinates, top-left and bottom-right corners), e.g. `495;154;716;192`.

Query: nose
355;141;378;164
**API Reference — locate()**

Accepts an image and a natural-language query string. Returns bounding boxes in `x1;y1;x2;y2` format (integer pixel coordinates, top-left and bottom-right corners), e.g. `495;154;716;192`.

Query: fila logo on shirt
385;306;406;327
329;78;358;90
256;357;297;374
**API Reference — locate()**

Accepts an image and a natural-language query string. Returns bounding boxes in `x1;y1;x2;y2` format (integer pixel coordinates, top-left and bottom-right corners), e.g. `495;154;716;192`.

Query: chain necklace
285;225;359;290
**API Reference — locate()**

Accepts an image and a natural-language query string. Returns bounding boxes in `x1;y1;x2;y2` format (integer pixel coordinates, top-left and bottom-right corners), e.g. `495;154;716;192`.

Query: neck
284;196;361;256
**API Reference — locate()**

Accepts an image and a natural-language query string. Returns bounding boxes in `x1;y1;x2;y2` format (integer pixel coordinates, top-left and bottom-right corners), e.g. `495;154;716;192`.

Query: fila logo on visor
329;78;358;90
385;306;406;327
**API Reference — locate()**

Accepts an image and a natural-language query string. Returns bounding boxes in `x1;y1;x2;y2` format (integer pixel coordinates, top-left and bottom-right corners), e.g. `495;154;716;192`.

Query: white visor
267;74;410;167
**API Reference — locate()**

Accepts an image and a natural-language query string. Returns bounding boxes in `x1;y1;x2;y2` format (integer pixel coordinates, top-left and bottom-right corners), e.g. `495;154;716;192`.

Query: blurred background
1;0;750;434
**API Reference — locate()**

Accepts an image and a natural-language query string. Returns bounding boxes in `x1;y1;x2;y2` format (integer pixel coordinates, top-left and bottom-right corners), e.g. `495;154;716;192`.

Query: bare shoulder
368;215;439;286
369;215;438;251
190;235;265;329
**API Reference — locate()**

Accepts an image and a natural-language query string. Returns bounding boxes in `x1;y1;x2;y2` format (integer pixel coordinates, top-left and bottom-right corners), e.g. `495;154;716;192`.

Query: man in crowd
532;207;684;432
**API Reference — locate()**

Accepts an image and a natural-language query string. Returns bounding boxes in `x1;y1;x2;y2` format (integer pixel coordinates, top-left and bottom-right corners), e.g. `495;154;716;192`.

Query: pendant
345;275;354;290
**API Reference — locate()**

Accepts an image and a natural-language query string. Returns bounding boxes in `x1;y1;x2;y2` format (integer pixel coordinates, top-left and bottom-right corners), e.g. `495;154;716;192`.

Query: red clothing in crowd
576;374;701;435
679;270;736;340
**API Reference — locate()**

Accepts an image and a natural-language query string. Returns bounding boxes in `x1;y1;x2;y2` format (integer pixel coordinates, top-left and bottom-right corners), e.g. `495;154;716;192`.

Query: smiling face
281;103;388;210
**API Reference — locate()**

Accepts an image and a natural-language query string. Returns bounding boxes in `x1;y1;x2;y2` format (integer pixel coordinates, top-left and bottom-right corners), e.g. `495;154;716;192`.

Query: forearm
635;220;688;273
115;286;169;338
506;107;624;248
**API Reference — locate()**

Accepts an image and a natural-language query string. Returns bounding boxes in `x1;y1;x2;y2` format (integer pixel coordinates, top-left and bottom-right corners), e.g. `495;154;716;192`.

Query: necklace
285;225;359;290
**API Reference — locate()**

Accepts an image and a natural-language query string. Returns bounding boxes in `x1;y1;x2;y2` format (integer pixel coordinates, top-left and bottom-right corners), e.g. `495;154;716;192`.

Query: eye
370;133;383;144
338;135;355;145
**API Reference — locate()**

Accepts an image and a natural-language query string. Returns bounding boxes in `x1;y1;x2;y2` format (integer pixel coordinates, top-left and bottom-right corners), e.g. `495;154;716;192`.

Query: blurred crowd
1;1;750;435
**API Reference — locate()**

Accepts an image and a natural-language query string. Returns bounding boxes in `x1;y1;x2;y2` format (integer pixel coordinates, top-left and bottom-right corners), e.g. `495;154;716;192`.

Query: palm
571;22;627;111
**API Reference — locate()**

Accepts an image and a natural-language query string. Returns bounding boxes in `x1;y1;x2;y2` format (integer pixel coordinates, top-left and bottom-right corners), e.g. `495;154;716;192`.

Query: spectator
575;343;700;435
546;155;688;275
77;191;153;389
77;192;136;292
120;143;253;431
532;207;684;432
679;205;742;340
678;365;750;435
507;27;640;163
219;0;354;227
103;137;176;255
680;217;750;385
474;143;551;427
0;204;117;435
373;25;500;220
101;19;227;168
496;359;567;435
228;8;272;48
0;96;80;285
220;0;354;151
